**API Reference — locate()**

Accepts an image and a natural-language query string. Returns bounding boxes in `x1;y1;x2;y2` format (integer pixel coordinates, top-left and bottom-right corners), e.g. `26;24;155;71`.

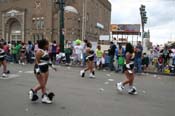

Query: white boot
29;89;34;100
116;82;124;92
89;73;95;78
2;73;7;78
80;70;85;77
128;86;138;95
42;94;52;104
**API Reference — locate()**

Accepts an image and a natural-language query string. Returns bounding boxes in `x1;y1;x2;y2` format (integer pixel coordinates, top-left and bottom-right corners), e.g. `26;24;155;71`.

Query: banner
111;24;118;32
111;24;140;33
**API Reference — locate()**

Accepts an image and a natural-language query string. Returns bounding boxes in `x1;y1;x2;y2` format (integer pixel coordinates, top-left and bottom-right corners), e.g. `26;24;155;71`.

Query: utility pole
82;0;85;40
82;0;87;41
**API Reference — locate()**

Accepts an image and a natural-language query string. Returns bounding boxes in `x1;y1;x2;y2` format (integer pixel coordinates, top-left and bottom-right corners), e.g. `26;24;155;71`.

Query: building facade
0;0;111;43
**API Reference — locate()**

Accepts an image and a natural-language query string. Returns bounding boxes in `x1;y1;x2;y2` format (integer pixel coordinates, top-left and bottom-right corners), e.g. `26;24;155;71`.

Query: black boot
48;92;55;101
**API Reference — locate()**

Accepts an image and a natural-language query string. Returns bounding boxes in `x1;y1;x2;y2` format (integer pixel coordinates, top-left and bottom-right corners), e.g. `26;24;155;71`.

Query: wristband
35;65;41;75
126;64;130;69
48;61;53;66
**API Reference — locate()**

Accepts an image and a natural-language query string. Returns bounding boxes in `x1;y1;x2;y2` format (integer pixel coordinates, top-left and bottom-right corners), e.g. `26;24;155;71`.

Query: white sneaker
117;82;124;92
29;89;34;100
42;94;52;104
128;86;138;95
89;73;95;78
80;70;85;77
2;73;7;77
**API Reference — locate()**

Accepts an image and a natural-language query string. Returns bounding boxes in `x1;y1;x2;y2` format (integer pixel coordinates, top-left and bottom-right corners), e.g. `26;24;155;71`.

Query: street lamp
64;6;78;14
55;1;79;53
56;0;65;53
140;4;148;45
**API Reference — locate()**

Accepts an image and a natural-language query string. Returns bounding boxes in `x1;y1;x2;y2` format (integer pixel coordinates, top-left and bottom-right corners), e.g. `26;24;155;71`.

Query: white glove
126;64;130;69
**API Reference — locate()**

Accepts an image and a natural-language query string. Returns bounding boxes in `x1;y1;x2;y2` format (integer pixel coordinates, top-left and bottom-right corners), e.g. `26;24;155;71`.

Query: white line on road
24;71;33;74
0;74;20;80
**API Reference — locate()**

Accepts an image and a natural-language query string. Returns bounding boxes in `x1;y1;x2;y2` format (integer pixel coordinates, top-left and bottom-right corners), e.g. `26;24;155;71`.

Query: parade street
0;64;174;116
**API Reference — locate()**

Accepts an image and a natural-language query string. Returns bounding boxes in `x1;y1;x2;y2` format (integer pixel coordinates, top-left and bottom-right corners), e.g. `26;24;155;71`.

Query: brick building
0;0;111;43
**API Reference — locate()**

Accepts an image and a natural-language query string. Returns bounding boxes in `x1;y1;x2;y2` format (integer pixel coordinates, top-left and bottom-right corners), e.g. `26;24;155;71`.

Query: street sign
99;35;110;41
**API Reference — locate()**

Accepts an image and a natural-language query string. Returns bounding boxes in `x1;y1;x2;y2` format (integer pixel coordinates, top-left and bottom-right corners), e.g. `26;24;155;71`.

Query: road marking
67;67;71;70
19;71;23;73
108;79;114;82
106;74;111;77
99;88;104;92
104;82;109;85
24;71;33;74
0;74;20;80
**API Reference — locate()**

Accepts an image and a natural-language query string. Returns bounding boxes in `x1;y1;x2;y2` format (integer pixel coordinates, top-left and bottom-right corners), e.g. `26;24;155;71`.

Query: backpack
118;56;124;65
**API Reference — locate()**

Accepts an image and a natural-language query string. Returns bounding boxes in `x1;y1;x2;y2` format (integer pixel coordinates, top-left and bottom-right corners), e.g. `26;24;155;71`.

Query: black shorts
21;51;25;53
86;56;94;62
0;57;5;62
123;63;134;72
34;64;49;74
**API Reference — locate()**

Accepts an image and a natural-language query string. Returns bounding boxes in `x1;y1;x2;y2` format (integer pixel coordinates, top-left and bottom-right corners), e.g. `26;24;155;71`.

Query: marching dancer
116;43;137;95
0;42;9;77
29;39;56;104
80;42;95;78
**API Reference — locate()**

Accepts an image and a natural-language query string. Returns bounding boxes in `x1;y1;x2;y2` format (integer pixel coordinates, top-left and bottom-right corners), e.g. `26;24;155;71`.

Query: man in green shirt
12;43;18;63
16;42;22;63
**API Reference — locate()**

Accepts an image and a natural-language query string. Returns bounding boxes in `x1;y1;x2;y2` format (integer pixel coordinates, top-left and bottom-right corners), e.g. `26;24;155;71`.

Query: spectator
16;41;22;64
157;54;164;72
64;40;72;65
161;45;170;66
172;49;175;65
134;41;143;73
96;45;104;69
50;40;57;64
115;44;125;72
26;41;34;63
108;42;116;71
12;42;18;63
74;40;83;64
149;50;154;65
142;53;149;72
103;50;110;69
82;39;88;66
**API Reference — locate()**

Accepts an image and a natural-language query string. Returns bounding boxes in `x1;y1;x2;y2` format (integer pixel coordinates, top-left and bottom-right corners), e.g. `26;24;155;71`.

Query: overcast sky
109;0;175;45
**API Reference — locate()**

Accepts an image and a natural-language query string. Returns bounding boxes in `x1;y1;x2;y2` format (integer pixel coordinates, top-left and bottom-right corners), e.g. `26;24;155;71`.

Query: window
33;17;45;30
40;20;45;29
86;13;89;21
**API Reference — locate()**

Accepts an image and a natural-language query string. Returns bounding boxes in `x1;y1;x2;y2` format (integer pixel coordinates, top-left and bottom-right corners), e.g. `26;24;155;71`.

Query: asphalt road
0;64;174;116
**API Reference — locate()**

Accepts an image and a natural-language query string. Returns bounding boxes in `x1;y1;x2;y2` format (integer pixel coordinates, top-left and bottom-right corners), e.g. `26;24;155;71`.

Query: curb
144;72;175;76
57;64;175;77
